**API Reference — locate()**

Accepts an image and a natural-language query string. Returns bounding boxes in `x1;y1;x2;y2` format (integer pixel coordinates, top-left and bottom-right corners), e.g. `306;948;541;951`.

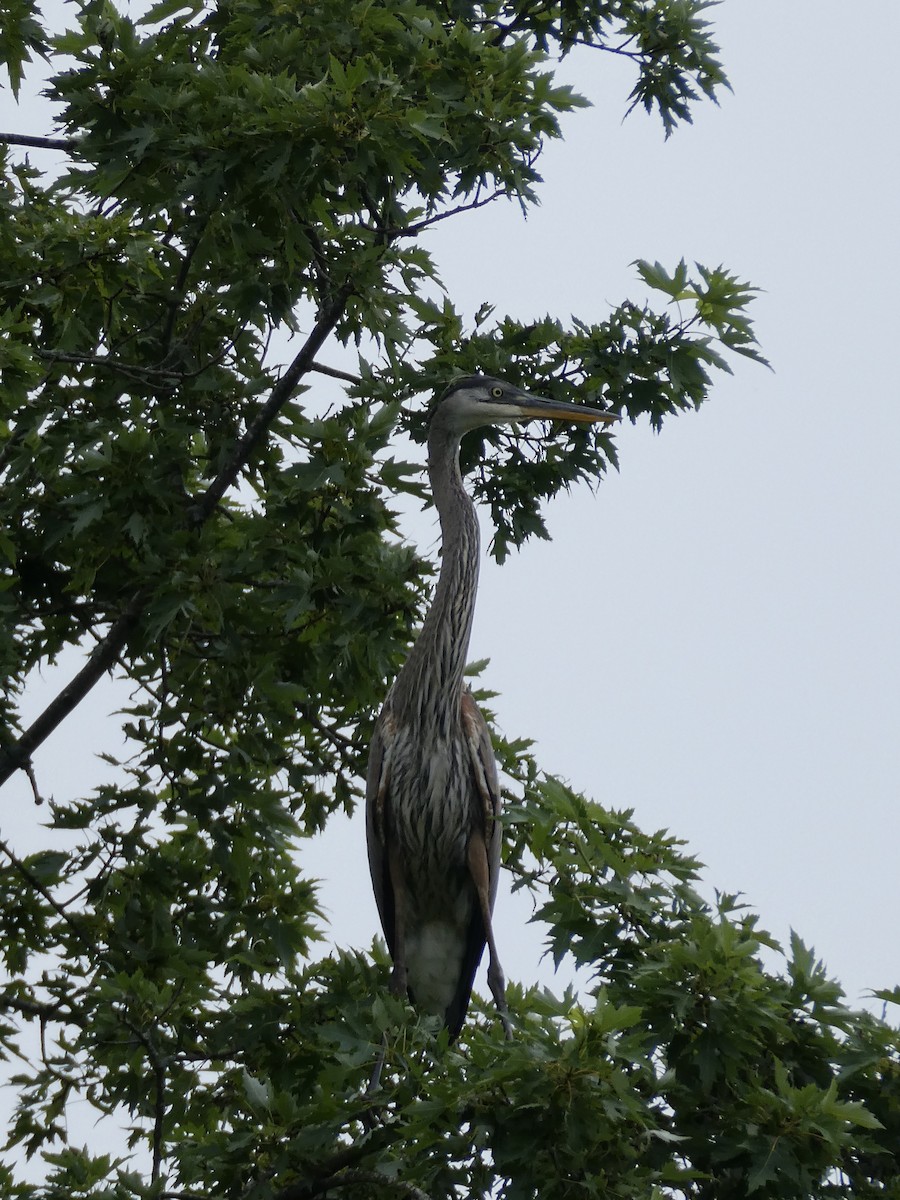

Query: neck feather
391;428;480;725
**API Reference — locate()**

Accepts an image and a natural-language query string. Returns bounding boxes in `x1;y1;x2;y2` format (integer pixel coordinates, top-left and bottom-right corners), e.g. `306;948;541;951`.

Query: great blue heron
366;375;617;1040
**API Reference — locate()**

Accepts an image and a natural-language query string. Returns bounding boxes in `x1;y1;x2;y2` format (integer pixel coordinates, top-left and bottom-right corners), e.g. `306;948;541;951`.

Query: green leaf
139;0;204;24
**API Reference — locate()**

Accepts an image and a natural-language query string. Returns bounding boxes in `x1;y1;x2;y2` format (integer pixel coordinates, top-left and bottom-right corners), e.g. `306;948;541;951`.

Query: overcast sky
319;0;900;1010
7;0;899;1025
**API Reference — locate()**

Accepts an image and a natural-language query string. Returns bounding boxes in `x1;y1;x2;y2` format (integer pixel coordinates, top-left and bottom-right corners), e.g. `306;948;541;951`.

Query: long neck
391;428;480;726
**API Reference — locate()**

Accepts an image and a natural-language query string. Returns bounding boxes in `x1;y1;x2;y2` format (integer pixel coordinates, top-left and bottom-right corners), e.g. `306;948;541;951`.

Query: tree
0;1;897;1196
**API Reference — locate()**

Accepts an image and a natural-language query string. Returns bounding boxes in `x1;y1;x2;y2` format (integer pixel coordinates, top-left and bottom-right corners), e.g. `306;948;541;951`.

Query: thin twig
35;348;185;383
571;36;642;59
365;188;510;239
309;361;362;386
22;758;44;805
303;711;357;755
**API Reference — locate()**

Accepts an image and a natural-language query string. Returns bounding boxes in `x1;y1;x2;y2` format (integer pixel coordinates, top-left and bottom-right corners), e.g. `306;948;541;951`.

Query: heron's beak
513;394;619;425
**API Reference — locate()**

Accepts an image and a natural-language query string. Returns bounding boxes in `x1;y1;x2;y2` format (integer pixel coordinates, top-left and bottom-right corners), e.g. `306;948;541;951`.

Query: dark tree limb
0;594;145;788
364;186;510;240
187;286;352;526
0;287;353;790
0;131;78;152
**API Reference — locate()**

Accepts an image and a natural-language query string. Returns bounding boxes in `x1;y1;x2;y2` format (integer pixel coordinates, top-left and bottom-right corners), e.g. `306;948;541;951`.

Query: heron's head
432;374;618;435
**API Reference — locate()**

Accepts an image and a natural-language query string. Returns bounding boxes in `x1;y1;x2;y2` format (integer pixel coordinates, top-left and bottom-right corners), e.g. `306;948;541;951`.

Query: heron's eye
490;386;503;399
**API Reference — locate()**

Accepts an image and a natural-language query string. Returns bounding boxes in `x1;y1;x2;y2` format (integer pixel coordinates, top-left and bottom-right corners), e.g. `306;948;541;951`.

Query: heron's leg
387;844;409;999
467;834;513;1040
364;850;408;1124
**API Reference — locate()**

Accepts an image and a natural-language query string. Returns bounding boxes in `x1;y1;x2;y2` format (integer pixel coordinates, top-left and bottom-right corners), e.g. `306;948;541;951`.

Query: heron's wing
461;689;503;903
444;689;503;1039
365;707;396;955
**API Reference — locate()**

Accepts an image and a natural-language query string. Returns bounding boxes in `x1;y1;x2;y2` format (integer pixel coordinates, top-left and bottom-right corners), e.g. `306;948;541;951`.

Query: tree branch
0;288;352;791
35;348;185;384
151;1058;167;1182
0;993;79;1023
22;757;44;805
371;188;509;239
0;593;144;788
0;131;78;152
188;286;352;526
310;360;362;386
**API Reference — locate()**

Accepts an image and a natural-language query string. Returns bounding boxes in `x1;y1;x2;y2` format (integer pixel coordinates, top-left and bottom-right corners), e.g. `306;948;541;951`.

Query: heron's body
370;707;493;1027
366;375;616;1039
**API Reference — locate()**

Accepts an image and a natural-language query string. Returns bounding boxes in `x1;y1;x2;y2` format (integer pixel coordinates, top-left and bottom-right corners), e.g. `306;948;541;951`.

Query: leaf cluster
362;259;766;561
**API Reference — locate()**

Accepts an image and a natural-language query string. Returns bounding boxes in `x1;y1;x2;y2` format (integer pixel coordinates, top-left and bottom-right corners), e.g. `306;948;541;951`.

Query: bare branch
568;34;643;60
362;187;511;240
310;361;362;386
35;348;185;384
0;592;144;788
22;758;45;805
0;131;77;152
302;710;358;755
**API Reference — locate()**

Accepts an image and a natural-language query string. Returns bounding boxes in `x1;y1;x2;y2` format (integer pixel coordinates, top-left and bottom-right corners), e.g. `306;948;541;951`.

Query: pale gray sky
314;0;900;1009
5;1;899;1030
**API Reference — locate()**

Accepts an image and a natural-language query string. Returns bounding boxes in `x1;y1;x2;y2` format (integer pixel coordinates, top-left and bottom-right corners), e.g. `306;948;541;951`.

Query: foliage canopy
1;1;897;1197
